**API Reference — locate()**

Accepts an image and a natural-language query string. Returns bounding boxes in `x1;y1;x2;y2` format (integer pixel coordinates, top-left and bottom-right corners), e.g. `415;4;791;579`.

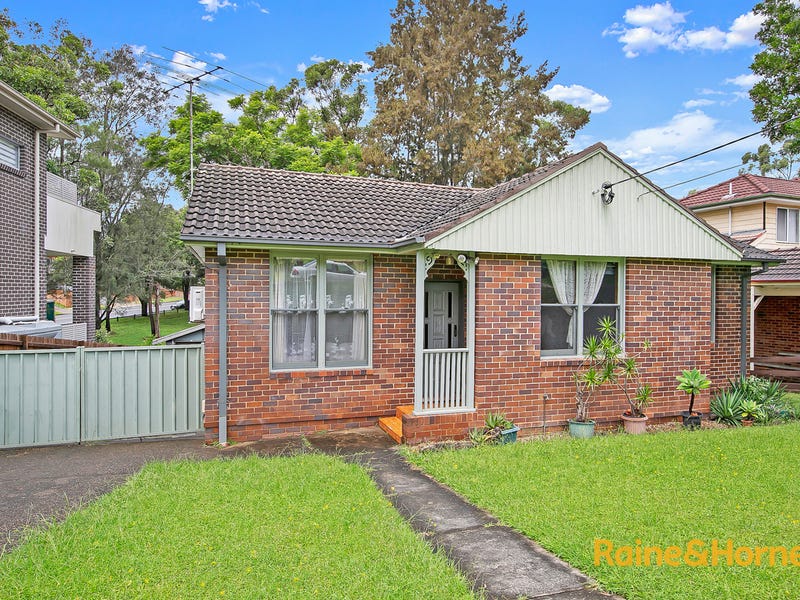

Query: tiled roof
681;173;800;208
182;164;475;245
730;229;766;246
752;248;800;282
184;144;609;246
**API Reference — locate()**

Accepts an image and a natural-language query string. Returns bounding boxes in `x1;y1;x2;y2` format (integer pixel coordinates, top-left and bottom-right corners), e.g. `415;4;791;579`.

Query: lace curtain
545;259;608;345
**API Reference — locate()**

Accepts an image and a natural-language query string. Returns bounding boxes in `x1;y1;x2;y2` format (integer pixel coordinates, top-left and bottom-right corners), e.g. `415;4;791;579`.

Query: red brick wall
203;249;416;441
203;249;747;444
754;295;800;355
403;257;747;443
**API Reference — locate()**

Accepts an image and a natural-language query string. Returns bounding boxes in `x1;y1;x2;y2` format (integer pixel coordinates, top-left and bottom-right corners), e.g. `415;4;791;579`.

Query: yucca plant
710;388;745;426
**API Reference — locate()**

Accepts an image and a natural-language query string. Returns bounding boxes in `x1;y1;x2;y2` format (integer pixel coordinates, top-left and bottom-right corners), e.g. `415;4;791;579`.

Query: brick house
0;80;100;338
681;174;800;362
183;143;775;444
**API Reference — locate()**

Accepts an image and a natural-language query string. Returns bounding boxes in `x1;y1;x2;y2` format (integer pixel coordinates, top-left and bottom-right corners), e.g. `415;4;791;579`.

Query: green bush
710;388;745;426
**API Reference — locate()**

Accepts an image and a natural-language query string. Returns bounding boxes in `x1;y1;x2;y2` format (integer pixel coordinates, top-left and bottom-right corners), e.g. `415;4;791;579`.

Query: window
0;136;20;170
271;255;370;370
777;208;799;243
541;259;621;356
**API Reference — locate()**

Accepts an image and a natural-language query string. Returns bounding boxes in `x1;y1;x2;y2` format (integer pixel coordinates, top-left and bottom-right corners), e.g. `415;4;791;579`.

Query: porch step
378;405;414;444
378;416;403;444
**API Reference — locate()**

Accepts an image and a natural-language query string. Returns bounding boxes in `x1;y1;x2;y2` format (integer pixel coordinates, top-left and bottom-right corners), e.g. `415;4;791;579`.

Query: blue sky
4;0;770;197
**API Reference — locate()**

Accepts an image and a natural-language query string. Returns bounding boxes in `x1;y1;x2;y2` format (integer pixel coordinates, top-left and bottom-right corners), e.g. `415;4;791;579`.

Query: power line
661;162;747;192
163;46;267;90
609;114;800;188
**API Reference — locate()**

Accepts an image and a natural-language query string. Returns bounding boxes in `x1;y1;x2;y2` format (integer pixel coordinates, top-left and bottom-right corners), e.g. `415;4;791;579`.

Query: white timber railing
419;348;470;413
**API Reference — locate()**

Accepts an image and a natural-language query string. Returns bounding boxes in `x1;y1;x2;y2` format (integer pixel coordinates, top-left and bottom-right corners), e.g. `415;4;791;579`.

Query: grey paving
365;450;621;600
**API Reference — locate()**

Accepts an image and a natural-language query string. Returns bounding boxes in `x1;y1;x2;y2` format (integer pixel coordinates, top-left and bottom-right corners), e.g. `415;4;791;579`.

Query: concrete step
378;416;403;444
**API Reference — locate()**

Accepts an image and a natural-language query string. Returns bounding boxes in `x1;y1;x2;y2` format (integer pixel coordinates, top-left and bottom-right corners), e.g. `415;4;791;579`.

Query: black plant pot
681;411;702;430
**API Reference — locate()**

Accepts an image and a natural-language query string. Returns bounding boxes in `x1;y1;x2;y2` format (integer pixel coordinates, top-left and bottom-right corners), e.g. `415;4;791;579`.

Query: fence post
77;345;85;443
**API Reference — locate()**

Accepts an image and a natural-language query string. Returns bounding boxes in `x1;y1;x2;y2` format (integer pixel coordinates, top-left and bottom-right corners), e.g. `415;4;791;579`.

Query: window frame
270;252;373;372
540;257;625;358
776;207;800;243
0;136;21;171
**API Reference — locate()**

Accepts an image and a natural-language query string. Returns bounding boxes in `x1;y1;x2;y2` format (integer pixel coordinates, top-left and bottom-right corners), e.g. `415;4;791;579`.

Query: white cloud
725;73;761;88
248;1;269;14
199;0;236;13
209;52;227;62
172;51;208;76
310;54;326;63
624;2;686;31
544;84;611;114
128;44;146;56
296;62;307;73
682;98;715;109
201;14;214;22
605;4;764;57
605;110;753;171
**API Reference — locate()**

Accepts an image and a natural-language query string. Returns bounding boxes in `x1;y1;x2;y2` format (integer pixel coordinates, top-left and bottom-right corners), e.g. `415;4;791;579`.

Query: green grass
107;309;192;346
783;392;800;414
0;454;476;599
407;424;800;600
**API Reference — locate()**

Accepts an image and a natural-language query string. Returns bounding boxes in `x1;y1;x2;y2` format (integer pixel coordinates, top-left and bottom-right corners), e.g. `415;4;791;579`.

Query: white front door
424;282;463;349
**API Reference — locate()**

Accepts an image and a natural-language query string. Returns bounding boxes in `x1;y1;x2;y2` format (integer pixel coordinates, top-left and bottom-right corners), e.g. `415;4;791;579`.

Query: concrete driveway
0;428;394;552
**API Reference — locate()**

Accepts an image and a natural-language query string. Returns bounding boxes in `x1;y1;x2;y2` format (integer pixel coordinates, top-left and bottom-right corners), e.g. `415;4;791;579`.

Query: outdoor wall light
445;255;455;266
601;181;615;205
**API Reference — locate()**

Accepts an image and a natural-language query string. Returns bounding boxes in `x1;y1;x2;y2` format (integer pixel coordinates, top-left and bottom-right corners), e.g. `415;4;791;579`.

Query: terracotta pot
621;413;648;434
742;419;754;427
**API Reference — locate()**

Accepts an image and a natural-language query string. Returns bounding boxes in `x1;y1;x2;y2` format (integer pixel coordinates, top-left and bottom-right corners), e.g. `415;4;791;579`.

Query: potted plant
569;335;608;439
739;399;761;427
469;412;519;445
676;368;711;429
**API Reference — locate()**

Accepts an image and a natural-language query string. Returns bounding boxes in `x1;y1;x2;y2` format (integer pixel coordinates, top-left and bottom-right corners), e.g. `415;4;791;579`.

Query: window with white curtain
271;255;370;370
541;258;622;356
777;207;799;243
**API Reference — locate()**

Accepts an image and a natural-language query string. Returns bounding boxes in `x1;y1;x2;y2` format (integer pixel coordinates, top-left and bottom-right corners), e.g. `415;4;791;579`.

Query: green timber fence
0;345;203;448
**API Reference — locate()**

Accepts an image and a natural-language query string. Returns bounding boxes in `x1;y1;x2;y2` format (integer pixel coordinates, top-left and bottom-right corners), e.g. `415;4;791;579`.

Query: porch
378;251;477;441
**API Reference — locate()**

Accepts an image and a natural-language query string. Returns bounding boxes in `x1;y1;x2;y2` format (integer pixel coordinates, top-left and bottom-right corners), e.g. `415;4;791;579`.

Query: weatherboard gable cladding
424;148;743;262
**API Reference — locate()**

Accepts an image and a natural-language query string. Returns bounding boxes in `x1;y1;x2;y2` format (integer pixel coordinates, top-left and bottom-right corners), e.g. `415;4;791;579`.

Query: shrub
710;388;745;426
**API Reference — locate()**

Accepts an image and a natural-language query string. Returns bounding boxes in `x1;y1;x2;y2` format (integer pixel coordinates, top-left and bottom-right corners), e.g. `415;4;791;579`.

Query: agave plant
710;388;745;426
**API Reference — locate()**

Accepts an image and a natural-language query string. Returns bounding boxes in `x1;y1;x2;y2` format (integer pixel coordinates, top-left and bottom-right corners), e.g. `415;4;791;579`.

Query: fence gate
0;345;203;449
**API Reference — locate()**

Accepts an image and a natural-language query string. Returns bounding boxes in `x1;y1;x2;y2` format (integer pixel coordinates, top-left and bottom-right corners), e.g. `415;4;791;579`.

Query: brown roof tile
182;164;476;245
681;173;800;208
752;248;800;281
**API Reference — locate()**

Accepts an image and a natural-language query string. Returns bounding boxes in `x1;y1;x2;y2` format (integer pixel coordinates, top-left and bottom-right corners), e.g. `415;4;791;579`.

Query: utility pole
167;66;221;193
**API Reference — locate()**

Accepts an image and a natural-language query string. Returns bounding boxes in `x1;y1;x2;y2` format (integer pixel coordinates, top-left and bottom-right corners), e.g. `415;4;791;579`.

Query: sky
3;0;773;198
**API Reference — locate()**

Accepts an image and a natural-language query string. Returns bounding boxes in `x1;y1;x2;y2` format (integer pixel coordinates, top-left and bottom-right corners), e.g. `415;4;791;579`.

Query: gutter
180;234;423;250
217;242;228;445
34;124;63;319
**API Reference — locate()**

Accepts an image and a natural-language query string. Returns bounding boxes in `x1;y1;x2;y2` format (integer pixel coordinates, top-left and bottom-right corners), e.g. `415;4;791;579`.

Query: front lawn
106;309;191;346
0;454;476;599
407;424;800;600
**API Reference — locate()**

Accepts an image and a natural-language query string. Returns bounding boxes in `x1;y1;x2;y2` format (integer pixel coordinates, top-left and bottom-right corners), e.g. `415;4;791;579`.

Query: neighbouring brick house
681;174;800;361
183;143;775;444
0;80;100;339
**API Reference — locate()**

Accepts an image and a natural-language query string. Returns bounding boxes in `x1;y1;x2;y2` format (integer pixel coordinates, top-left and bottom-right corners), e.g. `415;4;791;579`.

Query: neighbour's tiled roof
730;229;767;245
681;173;800;208
752;248;800;282
182;164;475;245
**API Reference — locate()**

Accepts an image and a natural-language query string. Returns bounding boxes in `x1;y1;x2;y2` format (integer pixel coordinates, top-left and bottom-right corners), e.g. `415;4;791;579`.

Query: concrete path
1;428;620;599
365;450;621;600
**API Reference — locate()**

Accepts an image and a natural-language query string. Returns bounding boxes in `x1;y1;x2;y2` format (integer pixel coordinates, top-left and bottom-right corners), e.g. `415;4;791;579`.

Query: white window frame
270;252;372;371
0;136;21;171
776;207;799;243
540;257;625;358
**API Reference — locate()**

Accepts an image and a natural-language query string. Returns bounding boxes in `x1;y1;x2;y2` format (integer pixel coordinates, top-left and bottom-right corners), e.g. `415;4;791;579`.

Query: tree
740;142;799;179
364;0;589;187
750;0;800;151
145;76;364;199
304;59;368;142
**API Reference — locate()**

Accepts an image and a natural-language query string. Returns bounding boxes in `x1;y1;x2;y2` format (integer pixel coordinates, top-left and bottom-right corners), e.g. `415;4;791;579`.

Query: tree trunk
153;283;161;339
140;297;149;317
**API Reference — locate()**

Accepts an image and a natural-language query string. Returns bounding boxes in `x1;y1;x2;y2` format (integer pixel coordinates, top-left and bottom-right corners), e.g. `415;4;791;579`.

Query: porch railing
420;348;469;413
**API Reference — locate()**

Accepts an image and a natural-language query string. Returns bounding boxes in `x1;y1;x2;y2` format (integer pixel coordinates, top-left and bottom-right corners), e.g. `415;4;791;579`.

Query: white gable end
425;149;742;262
